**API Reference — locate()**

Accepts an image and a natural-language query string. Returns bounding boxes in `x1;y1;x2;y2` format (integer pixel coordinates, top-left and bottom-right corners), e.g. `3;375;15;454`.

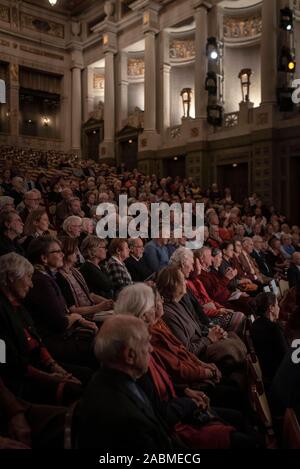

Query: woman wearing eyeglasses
25;236;98;369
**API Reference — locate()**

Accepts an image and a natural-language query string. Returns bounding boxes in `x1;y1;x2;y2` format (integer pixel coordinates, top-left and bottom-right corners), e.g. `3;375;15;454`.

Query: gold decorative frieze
169;40;195;60
20;45;64;61
0;5;10;22
223;15;262;39
20;13;64;39
93;72;105;90
128;59;145;77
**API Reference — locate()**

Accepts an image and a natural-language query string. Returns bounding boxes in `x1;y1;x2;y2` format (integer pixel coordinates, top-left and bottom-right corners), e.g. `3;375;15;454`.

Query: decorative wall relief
128;59;145;77
169;40;195;60
10;64;19;82
0;5;10;22
93;72;105;90
223;15;262;39
20;13;64;39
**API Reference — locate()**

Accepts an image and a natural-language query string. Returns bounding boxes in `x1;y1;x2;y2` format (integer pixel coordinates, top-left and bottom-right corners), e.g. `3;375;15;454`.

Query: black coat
125;256;152;282
287;264;300;288
251;317;288;385
79;261;113;299
251;250;272;277
76;368;172;451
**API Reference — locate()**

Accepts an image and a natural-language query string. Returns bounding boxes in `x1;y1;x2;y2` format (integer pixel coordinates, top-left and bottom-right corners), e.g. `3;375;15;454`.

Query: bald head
94;315;151;379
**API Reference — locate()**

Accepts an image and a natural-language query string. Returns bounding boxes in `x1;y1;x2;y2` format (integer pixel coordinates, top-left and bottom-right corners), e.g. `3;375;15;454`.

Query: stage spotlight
280;7;293;31
205;72;217;96
279;47;296;73
206;37;219;61
207;104;223;127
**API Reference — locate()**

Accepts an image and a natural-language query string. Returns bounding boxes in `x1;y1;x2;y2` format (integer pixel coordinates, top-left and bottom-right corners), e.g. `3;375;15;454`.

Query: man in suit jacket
251;236;273;278
76;315;172;451
125;238;152;282
287;252;300;288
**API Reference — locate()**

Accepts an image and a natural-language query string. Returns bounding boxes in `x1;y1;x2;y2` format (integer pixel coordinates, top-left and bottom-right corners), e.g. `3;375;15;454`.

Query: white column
159;30;170;131
117;51;128;131
82;66;94;122
71;66;82;152
261;0;277;103
194;4;209;118
144;31;157;131
104;50;115;143
9;62;19;139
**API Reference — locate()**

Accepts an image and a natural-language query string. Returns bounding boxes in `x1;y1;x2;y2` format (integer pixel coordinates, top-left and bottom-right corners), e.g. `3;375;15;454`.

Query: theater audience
287;252;300;288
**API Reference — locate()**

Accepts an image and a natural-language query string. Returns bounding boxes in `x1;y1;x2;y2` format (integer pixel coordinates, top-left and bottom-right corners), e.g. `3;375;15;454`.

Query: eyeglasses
48;249;63;254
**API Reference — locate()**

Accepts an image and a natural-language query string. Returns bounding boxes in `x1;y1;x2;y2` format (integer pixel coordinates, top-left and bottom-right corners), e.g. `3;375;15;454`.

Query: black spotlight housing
205;72;218;96
280;7;293;31
206;37;219;61
207;104;223;126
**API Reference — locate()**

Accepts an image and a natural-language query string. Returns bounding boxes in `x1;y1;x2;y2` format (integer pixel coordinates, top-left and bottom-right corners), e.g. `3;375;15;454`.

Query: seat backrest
279;280;290;298
283;408;300;449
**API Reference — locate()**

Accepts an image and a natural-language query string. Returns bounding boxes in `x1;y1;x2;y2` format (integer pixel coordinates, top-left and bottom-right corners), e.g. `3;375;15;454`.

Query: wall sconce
207;104;223;127
238;68;252;102
180;88;192;118
206;37;219;61
280;7;293;31
205;72;217;96
42;116;50;127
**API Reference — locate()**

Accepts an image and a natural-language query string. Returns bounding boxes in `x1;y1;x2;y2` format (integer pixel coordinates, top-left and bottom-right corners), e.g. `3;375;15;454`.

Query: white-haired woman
170;247;246;335
114;284;254;449
0;252;85;406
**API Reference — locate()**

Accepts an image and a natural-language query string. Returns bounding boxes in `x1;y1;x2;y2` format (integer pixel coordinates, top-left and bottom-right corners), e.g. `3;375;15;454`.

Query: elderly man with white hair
76;315;172;451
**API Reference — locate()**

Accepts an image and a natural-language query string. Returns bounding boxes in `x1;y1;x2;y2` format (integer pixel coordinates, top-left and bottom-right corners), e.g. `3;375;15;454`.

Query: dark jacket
0;233;24;257
251;250;272;277
76;368;172;451
24;270;69;339
0;292;42;394
251;317;288;385
79;261;113;298
125;256;152;282
287;264;300;288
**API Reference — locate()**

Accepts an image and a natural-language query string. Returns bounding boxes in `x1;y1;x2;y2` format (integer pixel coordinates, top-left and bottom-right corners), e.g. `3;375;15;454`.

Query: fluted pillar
82;66;94;123
71;66;82;152
117;51;128;131
159;29;170;132
9;62;19;138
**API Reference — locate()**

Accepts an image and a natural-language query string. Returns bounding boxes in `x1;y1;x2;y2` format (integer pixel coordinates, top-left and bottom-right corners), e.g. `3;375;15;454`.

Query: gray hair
0;252;33;288
62;215;82;233
114;283;155;318
94;315;148;365
169;247;194;268
194;246;211;260
0;196;14;210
